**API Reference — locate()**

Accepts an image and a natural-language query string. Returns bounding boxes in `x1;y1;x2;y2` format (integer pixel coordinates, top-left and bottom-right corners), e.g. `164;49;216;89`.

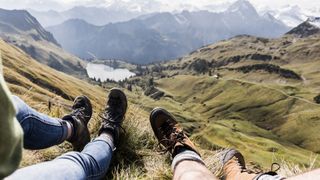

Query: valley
1;1;320;179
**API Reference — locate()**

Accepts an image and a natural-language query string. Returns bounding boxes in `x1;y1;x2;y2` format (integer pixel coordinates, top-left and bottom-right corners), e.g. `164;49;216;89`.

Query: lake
86;63;135;82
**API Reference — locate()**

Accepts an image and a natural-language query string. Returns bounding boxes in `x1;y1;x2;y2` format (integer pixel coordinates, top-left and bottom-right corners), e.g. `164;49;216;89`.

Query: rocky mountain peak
227;0;258;16
286;16;320;37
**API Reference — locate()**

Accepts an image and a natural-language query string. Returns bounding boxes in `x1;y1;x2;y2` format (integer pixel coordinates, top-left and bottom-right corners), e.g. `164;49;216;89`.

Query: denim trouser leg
12;95;69;149
7;137;114;180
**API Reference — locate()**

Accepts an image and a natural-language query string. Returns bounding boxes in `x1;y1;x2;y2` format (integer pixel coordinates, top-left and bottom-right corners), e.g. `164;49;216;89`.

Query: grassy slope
1;40;187;179
129;74;320;169
2;24;87;76
127;35;320;170
2;33;319;178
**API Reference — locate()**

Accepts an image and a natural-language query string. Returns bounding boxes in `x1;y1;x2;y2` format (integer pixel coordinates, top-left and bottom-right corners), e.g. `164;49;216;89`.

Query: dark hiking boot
63;95;92;151
98;88;127;146
150;107;200;157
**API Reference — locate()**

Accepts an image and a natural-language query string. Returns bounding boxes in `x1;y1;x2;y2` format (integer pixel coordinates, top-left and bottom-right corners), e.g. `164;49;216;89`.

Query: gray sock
171;149;205;171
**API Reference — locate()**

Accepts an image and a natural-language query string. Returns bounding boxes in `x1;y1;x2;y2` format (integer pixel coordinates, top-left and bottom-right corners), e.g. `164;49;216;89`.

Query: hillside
2;28;320;178
47;0;289;64
120;30;320;170
0;9;87;76
286;17;320;37
1;39;215;179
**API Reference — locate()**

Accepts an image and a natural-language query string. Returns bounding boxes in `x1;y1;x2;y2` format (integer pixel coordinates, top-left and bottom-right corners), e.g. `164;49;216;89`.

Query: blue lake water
86;63;135;82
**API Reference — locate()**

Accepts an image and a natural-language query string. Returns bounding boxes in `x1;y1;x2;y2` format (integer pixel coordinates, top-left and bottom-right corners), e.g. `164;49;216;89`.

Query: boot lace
99;97;125;132
157;120;185;154
72;107;90;119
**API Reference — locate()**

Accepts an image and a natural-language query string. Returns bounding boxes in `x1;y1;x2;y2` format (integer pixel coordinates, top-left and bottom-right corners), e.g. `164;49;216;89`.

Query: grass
2;35;320;179
125;74;320;171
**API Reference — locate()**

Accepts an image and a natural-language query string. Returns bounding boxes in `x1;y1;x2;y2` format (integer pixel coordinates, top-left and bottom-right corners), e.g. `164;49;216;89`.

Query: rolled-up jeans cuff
171;149;205;171
59;120;70;143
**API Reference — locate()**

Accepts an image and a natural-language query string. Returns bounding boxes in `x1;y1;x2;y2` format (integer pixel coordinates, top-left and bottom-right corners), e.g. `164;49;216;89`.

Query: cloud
0;0;319;12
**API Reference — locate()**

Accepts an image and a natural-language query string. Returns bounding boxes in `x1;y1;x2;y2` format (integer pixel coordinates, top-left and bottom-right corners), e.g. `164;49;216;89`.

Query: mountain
260;5;320;28
47;18;184;64
0;8;59;45
28;6;143;27
286;17;320;37
0;8;86;76
47;0;289;64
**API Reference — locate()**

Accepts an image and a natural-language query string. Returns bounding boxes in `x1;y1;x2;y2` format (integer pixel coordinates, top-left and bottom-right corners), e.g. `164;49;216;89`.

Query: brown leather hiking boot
220;149;282;180
63;95;92;151
150;107;200;157
98;88;127;146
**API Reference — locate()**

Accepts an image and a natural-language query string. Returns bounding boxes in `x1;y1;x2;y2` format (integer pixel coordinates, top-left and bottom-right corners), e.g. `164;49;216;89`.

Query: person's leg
172;149;218;180
12;95;92;151
287;168;320;180
149;107;218;180
12;95;70;149
7;133;114;180
8;88;128;180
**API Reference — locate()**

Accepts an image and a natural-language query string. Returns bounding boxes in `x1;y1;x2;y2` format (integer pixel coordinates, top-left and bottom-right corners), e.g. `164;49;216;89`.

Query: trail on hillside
229;78;320;106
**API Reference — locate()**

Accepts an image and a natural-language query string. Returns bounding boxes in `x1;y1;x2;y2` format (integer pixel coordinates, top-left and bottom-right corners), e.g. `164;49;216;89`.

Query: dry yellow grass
1;38;318;179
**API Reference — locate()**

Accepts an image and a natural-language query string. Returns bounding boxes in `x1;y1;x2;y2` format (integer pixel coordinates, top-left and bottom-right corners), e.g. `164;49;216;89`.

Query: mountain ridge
47;0;289;64
0;8;87;76
0;8;59;46
286;17;320;37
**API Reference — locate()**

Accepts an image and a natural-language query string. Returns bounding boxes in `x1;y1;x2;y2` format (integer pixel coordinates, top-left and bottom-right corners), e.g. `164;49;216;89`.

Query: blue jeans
12;96;69;149
8;96;114;180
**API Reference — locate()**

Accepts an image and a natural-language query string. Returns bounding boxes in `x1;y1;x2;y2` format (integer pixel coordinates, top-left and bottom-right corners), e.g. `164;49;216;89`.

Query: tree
148;78;154;87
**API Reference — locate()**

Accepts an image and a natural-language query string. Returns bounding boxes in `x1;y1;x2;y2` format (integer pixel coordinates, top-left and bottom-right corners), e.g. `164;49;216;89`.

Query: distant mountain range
28;6;142;27
260;5;318;28
0;8;86;76
47;0;289;64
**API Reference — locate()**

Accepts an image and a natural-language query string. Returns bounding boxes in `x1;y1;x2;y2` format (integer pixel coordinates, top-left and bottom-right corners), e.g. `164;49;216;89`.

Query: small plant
314;95;320;104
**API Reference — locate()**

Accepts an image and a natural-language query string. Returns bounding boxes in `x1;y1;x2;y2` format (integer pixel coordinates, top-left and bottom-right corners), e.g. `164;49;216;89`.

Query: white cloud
0;0;319;12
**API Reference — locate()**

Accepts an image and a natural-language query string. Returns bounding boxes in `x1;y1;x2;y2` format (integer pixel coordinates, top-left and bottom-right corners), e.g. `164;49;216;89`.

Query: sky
0;0;319;12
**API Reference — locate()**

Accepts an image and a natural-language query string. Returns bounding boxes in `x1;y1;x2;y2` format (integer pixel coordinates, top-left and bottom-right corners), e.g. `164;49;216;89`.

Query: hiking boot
63;95;92;151
150;107;200;157
220;149;282;180
219;149;255;180
98;88;127;146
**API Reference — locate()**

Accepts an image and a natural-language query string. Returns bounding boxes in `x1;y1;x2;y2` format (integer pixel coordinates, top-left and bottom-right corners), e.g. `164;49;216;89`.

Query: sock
254;174;284;180
171;148;205;171
98;132;115;151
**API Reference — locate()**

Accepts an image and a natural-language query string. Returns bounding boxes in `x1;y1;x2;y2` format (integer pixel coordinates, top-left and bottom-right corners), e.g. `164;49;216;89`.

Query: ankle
99;131;114;142
171;148;205;171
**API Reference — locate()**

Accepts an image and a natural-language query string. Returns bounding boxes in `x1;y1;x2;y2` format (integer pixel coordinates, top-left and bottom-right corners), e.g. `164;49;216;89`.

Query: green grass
125;74;320;170
3;34;320;179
